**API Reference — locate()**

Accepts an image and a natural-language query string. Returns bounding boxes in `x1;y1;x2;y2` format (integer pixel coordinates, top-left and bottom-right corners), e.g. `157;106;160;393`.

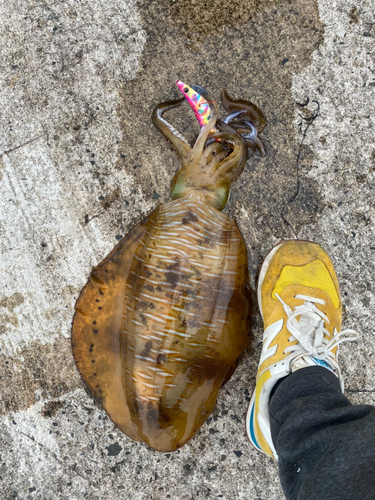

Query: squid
71;81;266;451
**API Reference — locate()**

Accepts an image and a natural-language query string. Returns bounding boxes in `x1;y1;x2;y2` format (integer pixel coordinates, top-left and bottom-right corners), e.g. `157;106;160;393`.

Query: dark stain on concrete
0;293;24;312
349;6;360;24
168;0;285;37
41;400;64;418
0;338;80;415
282;176;325;235
99;187;122;210
0;313;19;335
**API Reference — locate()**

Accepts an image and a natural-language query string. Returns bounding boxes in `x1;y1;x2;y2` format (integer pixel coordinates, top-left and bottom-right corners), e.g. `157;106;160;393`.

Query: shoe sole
246;240;285;454
245;390;264;454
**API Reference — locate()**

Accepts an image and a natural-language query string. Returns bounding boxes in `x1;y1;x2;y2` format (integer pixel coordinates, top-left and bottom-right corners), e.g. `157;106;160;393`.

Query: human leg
270;366;375;500
245;240;368;499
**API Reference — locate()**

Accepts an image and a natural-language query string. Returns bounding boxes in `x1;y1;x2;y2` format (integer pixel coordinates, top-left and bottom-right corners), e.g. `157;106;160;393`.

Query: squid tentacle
227;120;266;157
188;101;218;166
221;102;266;158
210;132;248;181
220;88;267;133
151;97;192;160
202;142;225;163
222;110;247;124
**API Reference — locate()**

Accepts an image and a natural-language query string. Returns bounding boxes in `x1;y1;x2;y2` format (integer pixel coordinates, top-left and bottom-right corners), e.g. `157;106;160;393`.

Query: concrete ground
0;0;374;498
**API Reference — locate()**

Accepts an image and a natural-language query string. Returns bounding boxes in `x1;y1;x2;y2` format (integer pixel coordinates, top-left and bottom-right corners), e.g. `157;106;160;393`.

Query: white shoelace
275;293;359;384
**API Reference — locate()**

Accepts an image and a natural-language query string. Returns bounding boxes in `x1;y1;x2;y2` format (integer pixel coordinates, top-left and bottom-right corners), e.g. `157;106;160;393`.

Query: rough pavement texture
0;0;374;498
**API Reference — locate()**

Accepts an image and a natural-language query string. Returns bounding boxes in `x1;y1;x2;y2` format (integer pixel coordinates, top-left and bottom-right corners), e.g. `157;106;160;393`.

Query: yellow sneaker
246;240;358;459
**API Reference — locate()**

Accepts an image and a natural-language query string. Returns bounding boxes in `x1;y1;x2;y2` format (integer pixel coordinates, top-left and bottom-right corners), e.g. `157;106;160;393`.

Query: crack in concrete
0;136;43;158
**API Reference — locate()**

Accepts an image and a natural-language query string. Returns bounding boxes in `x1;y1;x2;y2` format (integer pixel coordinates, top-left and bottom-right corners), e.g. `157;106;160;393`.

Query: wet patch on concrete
0;293;25;312
0;313;19;335
168;0;284;37
117;0;325;289
282;176;325;235
0;338;80;415
41;400;65;418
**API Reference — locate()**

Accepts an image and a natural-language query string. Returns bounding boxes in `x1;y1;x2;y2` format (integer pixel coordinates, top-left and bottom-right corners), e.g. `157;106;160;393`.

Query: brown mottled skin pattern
72;87;266;451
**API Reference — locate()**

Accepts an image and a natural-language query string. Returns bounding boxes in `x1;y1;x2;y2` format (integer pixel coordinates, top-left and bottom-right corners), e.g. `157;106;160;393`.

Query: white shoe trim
259;319;283;366
257;241;285;319
258;375;279;459
246;391;263;453
246;367;287;460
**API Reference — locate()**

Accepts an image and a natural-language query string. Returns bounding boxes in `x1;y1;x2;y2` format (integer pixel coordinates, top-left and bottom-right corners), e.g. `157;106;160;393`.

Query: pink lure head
175;79;218;134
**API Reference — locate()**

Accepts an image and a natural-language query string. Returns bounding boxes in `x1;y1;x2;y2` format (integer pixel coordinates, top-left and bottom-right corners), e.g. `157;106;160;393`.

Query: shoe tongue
295;310;321;336
291;355;337;376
